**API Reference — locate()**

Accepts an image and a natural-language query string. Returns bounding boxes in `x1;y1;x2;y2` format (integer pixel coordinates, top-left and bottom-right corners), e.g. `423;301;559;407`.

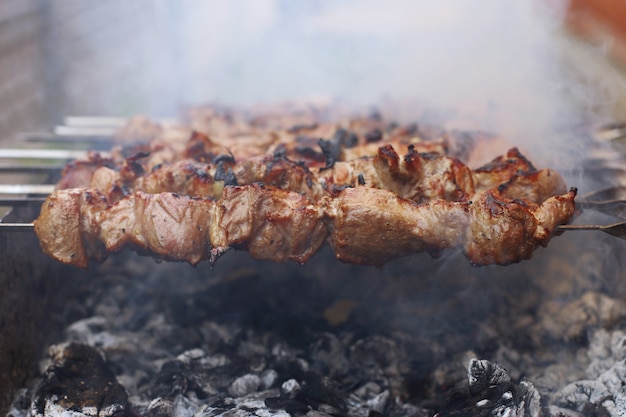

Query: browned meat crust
34;109;577;268
57;142;557;207
34;185;576;269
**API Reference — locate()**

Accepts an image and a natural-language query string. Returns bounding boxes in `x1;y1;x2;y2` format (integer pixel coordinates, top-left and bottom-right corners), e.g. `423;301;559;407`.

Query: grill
1;115;626;417
3;2;626;417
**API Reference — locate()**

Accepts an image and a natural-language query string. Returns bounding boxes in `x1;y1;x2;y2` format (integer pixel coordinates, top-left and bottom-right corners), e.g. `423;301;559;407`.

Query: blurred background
2;0;626;169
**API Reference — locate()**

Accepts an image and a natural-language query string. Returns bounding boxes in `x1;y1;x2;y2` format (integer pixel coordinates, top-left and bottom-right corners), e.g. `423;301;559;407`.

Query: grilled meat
60;111;453;190
34;184;576;268
58;142;561;209
34;108;577;268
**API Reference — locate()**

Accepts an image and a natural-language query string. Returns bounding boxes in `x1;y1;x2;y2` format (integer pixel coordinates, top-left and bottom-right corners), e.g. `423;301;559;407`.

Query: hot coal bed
5;208;626;417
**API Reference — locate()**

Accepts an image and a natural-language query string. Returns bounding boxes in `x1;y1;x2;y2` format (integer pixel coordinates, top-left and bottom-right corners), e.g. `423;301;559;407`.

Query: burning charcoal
348;335;409;397
261;369;279;390
586;330;626;378
551;380;611;415
31;343;127;417
228;374;261;397
264;372;347;416
281;379;301;395
545;406;586;417
467;359;511;396
366;390;390;413
538;292;626;343
439;359;541;417
309;333;350;378
173;395;200;417
549;329;626;417
147;397;173;417
304;411;334;417
177;348;208;364
150;360;204;400
347;384;391;417
6;389;32;417
295;374;346;413
265;395;311;415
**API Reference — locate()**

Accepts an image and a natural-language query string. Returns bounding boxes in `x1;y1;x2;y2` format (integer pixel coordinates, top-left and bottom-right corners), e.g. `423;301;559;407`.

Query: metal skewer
556;222;626;239
0;223;35;232
0;163;64;173
1;218;625;241
0;184;56;195
0;149;93;160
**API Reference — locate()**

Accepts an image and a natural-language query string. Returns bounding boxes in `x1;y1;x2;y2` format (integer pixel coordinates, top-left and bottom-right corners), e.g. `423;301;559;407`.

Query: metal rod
0;149;92;160
0;184;56;195
557;222;626;239
557;224;611;231
20;134;115;148
63;116;178;128
0;223;35;231
53;126;117;136
1;220;624;239
63;116;128;127
0;163;63;173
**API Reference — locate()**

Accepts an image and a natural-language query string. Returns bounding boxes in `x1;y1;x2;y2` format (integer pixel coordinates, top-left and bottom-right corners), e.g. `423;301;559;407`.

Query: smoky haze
150;0;611;168
172;0;591;165
48;0;624;175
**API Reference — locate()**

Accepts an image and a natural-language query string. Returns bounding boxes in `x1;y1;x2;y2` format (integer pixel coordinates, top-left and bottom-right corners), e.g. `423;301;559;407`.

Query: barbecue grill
3;2;626;417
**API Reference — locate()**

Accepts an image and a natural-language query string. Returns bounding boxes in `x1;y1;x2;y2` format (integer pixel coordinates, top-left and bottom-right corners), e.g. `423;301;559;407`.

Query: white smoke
166;0;625;170
52;0;626;172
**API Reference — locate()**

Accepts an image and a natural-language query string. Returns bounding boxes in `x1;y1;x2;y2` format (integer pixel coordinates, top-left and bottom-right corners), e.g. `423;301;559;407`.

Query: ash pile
6;231;626;417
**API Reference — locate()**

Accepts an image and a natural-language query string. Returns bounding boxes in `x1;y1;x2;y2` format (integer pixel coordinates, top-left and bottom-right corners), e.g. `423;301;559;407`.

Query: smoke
173;0;600;165
49;0;626;172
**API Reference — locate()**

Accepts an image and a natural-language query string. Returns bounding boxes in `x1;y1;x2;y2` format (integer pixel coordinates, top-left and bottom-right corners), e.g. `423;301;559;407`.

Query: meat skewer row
33;183;577;269
66;145;566;209
56;113;481;191
116;112;451;165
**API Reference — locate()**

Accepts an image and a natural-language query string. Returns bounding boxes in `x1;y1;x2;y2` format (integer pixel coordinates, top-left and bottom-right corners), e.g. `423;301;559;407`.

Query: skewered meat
61;111;454;190
34;108;577;268
34;184;576;268
59;142;561;209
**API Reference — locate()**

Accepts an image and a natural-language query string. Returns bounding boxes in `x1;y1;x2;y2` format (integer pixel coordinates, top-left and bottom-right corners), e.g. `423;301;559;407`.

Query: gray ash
6;230;626;417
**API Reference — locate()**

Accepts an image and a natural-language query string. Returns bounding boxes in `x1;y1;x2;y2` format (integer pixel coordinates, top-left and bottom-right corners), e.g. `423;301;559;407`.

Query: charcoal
552;380;611;413
545;406;586;417
468;359;512;396
281;379;302;395
173;395;200;417
9;229;626;417
305;411;334;417
147;398;174;417
294;375;346;412
228;374;261;397
150;360;196;399
309;333;351;378
6;389;31;417
260;369;279;390
548;329;626;417
264;395;311;415
439;359;541;417
31;343;127;417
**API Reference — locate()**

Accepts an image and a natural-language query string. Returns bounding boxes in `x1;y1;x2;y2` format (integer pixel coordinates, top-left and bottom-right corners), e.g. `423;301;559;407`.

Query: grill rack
0;117;121;231
1;117;626;240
